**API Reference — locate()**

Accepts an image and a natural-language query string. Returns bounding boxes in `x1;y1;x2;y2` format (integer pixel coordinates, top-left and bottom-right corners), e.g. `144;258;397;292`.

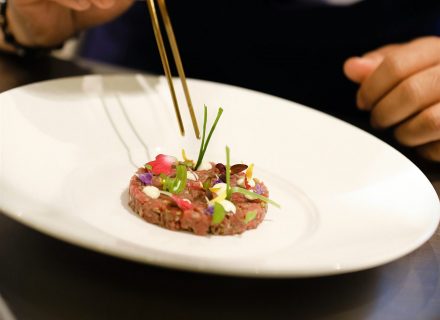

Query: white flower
218;199;236;214
198;162;212;170
187;171;199;181
210;182;227;195
142;186;160;199
237;177;255;188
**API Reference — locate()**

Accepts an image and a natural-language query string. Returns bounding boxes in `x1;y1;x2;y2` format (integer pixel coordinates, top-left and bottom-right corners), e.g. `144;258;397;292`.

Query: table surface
1;52;440;320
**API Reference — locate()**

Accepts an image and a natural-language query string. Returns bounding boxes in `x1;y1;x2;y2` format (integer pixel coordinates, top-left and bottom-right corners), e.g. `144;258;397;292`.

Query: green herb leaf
160;165;187;194
181;160;194;168
144;164;152;170
195;106;223;170
244;210;257;224
202;178;212;190
195;106;208;170
226;146;232;200
164;176;174;192
211;202;226;225
231;187;281;208
172;165;187;194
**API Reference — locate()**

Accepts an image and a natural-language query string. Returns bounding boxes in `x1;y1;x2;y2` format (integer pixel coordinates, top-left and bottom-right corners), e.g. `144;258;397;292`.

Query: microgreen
226;146;232;200
244;211;257;224
161;164;187;194
194;106;223;170
231;186;281;208
202;178;212;190
211;202;226;225
144;164;152;171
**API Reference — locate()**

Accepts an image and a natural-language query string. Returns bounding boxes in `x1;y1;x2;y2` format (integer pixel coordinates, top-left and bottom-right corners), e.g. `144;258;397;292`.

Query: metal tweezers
145;0;200;139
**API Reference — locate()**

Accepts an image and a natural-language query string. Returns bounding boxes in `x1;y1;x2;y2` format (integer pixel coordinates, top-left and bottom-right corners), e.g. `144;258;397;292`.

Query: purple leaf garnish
230;164;248;174
216;163;226;173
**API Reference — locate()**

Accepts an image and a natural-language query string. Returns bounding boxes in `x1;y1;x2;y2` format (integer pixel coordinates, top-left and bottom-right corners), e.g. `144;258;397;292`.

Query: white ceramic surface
1;74;439;277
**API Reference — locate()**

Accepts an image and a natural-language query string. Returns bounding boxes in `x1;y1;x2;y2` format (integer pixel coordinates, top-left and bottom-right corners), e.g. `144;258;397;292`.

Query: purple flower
205;205;214;215
212;178;223;185
138;172;153;185
254;183;264;195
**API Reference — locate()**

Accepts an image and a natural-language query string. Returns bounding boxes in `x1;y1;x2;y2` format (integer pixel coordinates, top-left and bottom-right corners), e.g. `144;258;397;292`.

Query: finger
357;37;440;110
89;0;116;9
343;44;399;84
50;0;92;11
418;140;440;162
344;57;381;83
73;0;133;29
394;102;440;147
362;44;401;60
370;64;440;129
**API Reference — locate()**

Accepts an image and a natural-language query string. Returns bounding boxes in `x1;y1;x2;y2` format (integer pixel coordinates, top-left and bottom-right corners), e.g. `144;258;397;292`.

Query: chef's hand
1;0;133;50
344;36;440;161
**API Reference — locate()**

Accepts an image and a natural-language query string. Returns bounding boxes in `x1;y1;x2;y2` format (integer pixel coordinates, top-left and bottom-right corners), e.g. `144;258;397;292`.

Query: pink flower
171;195;193;210
147;154;176;175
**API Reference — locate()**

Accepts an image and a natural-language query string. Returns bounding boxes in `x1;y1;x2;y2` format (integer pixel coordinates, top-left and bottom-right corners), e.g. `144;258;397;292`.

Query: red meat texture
128;166;269;236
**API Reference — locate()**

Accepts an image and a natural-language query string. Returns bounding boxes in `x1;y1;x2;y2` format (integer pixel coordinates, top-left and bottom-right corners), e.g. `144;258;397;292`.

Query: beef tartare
127;106;279;236
128;156;272;235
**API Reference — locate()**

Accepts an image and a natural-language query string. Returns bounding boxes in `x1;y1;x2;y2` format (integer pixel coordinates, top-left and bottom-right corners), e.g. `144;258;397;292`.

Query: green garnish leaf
211;202;226;225
182;160;195;168
161;165;187;194
226;146;232;200
164;176;174;192
144;164;152;170
172;164;187;194
195;106;223;170
244;210;257;224
202;178;212;190
231;187;281;208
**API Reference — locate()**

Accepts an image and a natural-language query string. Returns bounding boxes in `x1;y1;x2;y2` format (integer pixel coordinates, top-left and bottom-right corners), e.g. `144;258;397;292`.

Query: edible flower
208;181;236;217
243;163;255;189
206;205;214;215
212;177;223;186
138;172;153;185
186;171;199;181
245;163;254;180
171;195;193;210
254;183;264;195
142;186;160;199
147;154;177;175
218;199;236;214
209;190;227;206
209;182;227;195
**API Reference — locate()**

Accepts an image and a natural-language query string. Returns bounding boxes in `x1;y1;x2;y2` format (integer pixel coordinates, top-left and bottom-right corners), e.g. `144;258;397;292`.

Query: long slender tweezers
146;0;200;139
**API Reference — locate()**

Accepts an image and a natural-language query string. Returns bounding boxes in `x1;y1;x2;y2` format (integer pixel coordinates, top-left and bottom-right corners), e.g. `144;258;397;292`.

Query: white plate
1;74;439;277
